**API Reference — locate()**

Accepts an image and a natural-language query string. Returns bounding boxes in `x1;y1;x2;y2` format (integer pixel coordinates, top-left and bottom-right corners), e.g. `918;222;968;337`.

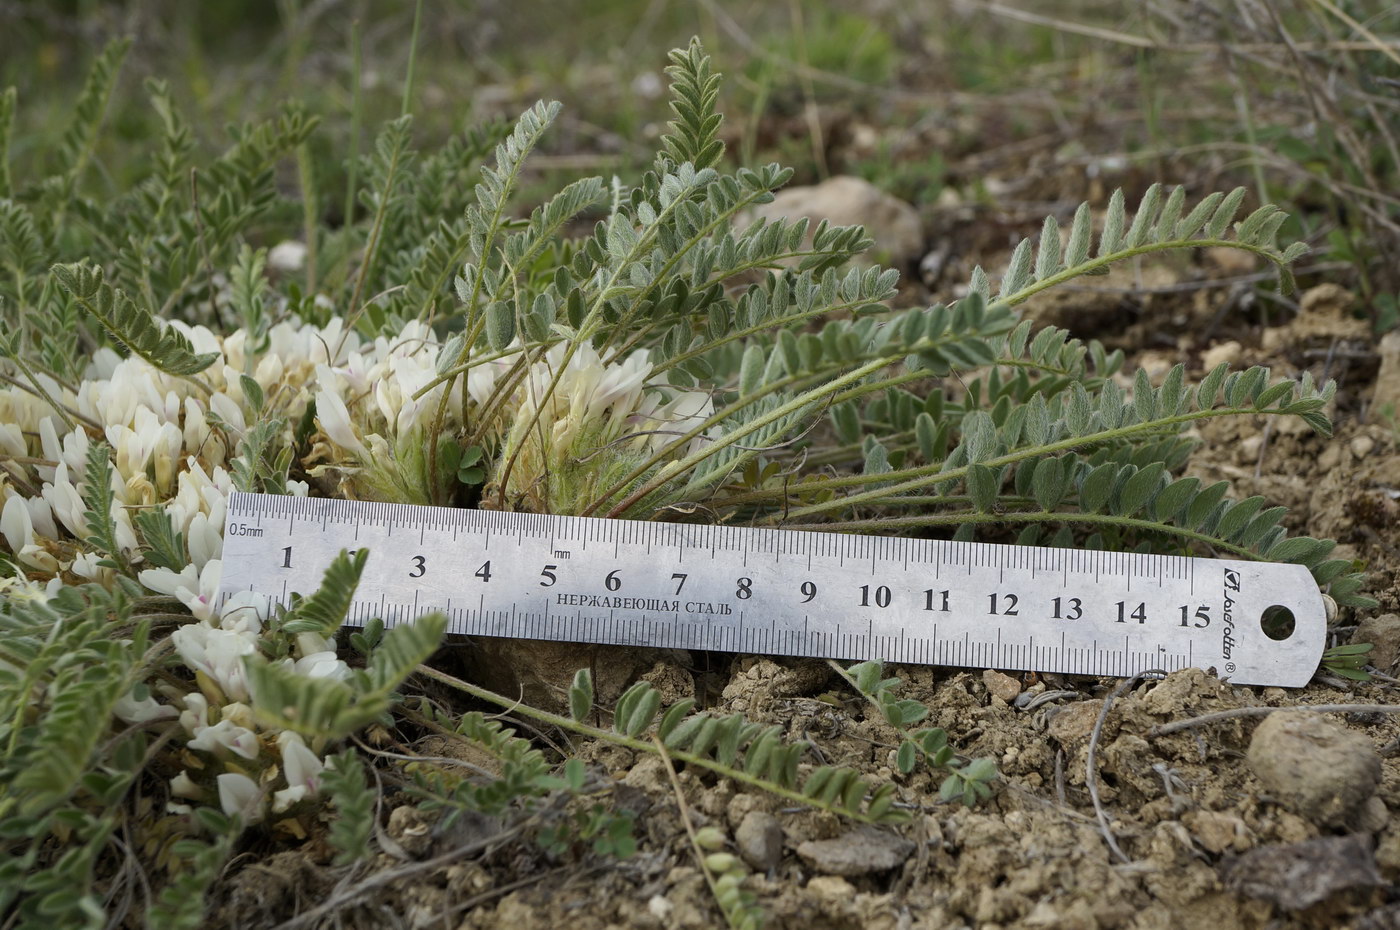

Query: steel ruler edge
216;491;1326;688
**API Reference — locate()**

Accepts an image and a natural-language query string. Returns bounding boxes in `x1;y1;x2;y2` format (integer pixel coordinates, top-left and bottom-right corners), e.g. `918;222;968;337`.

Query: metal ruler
218;492;1326;687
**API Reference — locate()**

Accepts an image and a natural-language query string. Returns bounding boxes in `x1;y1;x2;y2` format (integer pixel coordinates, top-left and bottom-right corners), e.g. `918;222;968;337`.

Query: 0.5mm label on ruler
218;492;1326;687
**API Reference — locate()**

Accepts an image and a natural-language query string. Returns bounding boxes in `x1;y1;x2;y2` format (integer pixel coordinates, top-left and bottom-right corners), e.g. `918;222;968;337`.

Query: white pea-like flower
41;461;87;539
170;606;260;701
170;771;202;800
216;772;263;821
272;731;326;812
187;718;260;760
113;688;178;725
179;692;210;737
314;386;369;458
1;493;58;573
291;651;351;681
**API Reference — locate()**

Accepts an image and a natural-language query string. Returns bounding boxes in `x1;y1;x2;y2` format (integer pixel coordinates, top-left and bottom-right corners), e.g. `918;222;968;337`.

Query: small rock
735;811;784;872
267;240;307;272
1238;434;1264;463
1353;614;1400;671
1376;823;1400;873
1352;435;1377;459
796;826;914;876
1357;796;1391;835
1301;282;1357;317
386;805;435;858
982;669;1022;703
1358;903;1400;930
1223;833;1383;910
638;659;695;704
647;895;672;921
1183;810;1251;854
750;175;923;268
1201;340;1242;371
1204;246;1258;277
1372;330;1400;417
1046;700;1103;746
1247;711;1382;827
805;875;856;904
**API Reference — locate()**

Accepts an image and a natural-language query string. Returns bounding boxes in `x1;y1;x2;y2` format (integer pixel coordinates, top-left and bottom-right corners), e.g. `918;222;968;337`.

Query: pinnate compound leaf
52;262;218;376
280;549;369;636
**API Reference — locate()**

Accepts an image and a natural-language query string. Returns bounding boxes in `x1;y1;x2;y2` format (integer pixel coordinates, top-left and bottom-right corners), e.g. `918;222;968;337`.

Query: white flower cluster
0;312;362;821
308;331;714;514
483;341;714;514
309;320;467;503
1;300;713;822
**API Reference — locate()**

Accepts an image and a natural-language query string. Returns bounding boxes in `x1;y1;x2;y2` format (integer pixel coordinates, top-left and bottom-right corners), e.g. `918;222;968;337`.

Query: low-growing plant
0;33;1375;928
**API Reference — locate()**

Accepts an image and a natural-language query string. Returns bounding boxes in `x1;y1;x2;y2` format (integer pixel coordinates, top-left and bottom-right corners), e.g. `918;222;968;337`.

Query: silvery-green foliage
321;752;376;865
565;670;909;824
0;582;155;927
52;262;219;377
80;441;128;572
843;660;998;806
245;610;446;740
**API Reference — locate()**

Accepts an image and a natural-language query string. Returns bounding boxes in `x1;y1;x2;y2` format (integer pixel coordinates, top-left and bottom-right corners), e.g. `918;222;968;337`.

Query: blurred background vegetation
3;0;1397;328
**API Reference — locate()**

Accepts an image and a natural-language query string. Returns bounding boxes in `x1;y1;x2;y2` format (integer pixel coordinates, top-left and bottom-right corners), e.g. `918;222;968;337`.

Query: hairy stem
415;664;882;822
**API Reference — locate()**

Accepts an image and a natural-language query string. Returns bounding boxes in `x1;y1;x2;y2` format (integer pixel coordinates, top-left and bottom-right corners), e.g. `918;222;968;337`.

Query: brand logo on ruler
217;493;1328;688
1222;568;1242;672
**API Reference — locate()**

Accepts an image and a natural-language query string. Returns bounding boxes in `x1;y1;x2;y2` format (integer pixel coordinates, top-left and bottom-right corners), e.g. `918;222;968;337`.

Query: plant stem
343;18;363;229
401;0;425;117
296;141;318;295
805;509;1264;560
414;664;880;822
762;406;1271;524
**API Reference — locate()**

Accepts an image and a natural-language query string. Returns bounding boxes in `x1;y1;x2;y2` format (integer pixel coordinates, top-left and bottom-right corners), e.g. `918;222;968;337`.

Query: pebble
796;826;914;876
1224;834;1382;911
1238;433;1264;463
1182;809;1250;854
982;669;1022;703
1372;330;1400;416
1356;796;1390;835
1046;700;1103;745
1201;340;1242;371
735;811;784;872
750;175;924;268
1351;435;1376;459
1246;711;1381;827
1352;613;1400;671
805;875;856;904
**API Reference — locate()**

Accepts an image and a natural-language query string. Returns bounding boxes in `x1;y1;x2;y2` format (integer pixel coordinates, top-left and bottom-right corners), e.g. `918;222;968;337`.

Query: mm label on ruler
218;492;1326;687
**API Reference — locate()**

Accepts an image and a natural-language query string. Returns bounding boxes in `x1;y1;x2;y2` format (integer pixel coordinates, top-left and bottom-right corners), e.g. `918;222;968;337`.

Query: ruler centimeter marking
218;492;1326;687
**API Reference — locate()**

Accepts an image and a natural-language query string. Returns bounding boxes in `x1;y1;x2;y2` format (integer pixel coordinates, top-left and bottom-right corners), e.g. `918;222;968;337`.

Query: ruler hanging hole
1260;605;1296;642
